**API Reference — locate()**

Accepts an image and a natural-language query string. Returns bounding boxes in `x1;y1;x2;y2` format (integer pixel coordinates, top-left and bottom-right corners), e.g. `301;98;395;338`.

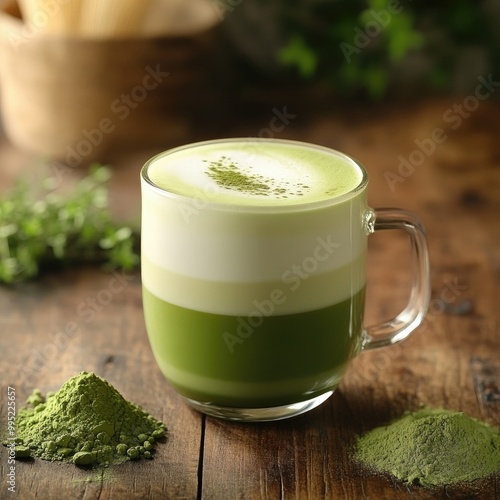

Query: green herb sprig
0;165;139;284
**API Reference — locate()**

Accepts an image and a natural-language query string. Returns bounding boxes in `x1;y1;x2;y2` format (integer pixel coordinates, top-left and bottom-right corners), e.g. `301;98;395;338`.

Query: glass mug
140;138;430;421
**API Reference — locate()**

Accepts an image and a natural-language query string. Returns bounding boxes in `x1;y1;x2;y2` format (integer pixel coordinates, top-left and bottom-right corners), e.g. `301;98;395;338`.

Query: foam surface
145;140;364;207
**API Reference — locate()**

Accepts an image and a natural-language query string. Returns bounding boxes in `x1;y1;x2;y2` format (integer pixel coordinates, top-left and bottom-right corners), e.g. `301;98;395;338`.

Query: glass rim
141;138;369;212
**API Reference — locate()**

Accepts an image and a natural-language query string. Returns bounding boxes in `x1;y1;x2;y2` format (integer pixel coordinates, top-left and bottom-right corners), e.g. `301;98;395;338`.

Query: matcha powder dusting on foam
11;372;166;467
204;156;309;199
354;408;500;487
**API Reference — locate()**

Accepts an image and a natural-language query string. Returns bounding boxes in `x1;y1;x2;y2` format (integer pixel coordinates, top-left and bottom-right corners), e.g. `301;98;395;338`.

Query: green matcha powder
204;156;309;199
10;372;166;467
354;408;500;487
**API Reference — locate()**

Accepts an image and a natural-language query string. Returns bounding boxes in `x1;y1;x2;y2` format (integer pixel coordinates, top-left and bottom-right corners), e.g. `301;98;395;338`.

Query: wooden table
1;96;499;499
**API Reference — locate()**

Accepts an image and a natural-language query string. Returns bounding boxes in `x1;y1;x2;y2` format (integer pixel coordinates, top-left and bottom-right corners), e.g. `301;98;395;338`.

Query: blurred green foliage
0;165;139;284
271;0;499;97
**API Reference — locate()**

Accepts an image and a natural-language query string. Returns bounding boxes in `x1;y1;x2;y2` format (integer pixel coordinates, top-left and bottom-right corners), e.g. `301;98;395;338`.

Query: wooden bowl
0;0;220;163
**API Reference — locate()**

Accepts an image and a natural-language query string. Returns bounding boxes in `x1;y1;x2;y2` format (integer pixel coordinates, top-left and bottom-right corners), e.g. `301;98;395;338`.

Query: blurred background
0;0;498;162
221;0;500;100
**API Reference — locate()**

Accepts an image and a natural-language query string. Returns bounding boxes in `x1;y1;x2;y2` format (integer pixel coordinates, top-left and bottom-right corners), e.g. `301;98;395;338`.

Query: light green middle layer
142;251;366;315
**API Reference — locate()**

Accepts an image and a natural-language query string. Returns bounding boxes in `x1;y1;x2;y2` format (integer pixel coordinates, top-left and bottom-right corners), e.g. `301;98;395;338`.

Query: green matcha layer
143;286;365;408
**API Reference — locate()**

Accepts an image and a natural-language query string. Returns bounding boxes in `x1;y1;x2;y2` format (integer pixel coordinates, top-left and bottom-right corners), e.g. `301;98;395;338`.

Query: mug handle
363;208;431;350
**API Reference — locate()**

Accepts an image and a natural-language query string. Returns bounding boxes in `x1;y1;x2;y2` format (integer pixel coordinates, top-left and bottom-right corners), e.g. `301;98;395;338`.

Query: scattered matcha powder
205;157;309;199
353;407;500;487
9;372;166;467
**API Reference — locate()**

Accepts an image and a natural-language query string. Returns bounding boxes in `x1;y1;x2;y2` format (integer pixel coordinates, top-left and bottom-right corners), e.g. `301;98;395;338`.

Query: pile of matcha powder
354;407;500;487
11;372;166;467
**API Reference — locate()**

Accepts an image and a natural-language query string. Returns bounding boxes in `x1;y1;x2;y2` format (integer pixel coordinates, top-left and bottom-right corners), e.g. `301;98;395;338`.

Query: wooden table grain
1;96;499;499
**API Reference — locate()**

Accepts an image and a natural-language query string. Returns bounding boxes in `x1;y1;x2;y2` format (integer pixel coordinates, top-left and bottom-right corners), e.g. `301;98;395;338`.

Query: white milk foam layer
141;140;368;315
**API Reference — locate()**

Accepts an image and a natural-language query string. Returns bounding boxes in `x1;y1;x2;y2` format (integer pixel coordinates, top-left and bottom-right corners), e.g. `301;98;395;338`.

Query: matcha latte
141;139;369;420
